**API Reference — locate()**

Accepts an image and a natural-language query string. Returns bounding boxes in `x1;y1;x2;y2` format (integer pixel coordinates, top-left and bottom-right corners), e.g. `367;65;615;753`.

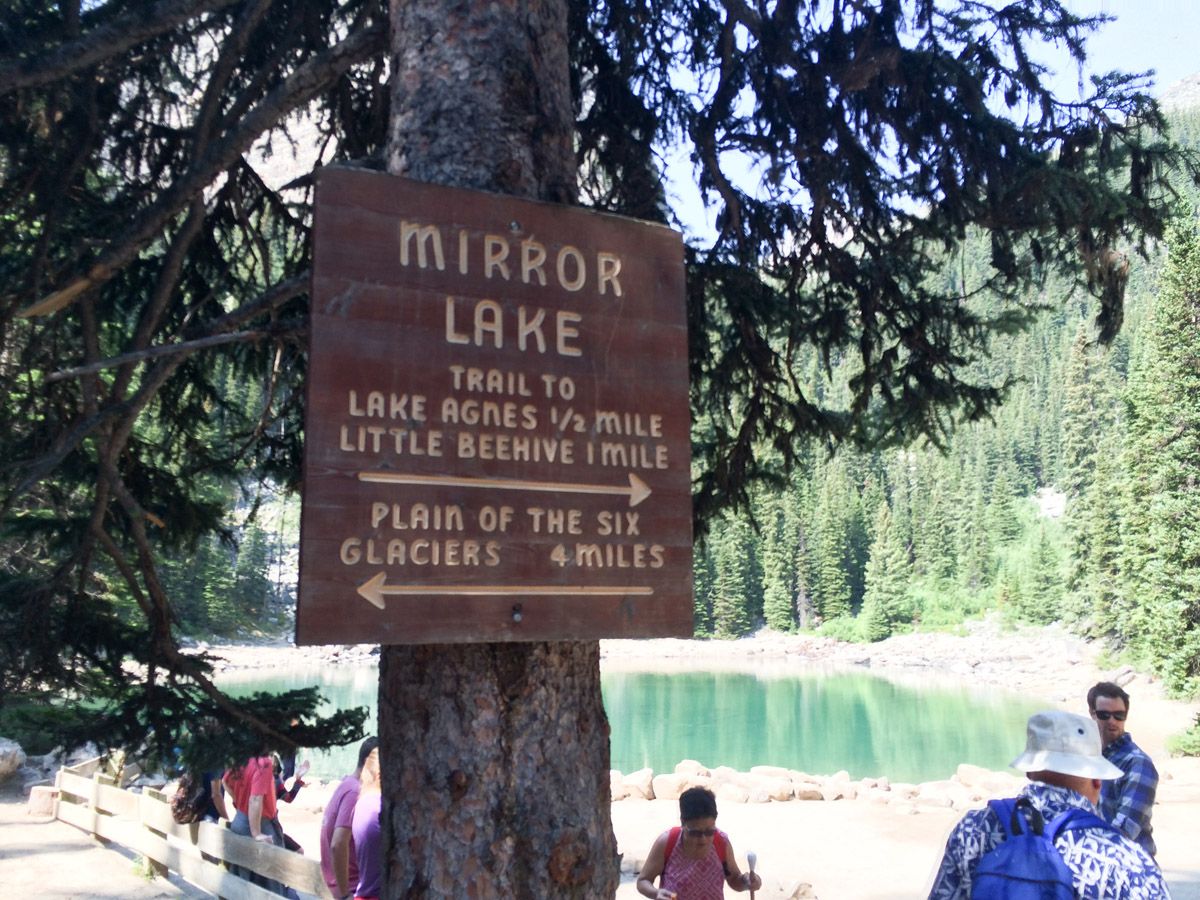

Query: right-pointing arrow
358;470;653;507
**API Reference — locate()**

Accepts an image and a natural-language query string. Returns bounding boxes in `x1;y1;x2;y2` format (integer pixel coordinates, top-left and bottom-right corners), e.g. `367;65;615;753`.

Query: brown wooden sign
296;168;693;645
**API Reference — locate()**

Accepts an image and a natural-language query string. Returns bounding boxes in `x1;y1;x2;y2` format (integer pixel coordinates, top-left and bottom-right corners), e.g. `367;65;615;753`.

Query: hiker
927;710;1169;899
199;768;229;822
351;745;383;900
320;736;379;900
636;786;762;899
1088;681;1159;858
224;753;298;898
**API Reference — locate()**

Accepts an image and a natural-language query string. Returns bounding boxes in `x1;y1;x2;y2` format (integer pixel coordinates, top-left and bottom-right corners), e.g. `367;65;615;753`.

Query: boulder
710;766;743;787
674;759;711;777
794;783;825;801
759;776;795;801
954;763;1023;797
863;786;893;804
749;764;793;780
610;770;632;801
623;767;655;800
818;782;846;802
0;738;26;783
715;782;750;804
653;772;711;800
915;780;957;808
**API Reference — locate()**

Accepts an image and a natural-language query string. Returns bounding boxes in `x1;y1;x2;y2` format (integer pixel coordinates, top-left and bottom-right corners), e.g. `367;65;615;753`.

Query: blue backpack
971;798;1114;900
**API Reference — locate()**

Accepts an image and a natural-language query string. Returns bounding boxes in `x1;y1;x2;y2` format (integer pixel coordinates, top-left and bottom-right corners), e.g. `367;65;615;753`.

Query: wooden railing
54;762;333;899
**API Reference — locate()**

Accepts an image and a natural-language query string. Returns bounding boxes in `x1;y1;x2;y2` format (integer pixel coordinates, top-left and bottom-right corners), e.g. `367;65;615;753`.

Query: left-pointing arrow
356;573;654;609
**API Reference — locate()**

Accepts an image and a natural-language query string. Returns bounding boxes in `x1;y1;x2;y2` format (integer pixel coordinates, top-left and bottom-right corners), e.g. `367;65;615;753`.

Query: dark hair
1087;681;1130;711
357;736;380;769
679;786;718;822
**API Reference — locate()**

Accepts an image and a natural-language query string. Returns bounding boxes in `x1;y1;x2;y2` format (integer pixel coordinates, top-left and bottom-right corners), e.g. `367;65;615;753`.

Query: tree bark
380;1;618;896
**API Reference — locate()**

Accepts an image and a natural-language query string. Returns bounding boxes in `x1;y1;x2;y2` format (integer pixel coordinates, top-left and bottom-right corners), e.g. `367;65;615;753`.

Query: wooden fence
53;761;333;899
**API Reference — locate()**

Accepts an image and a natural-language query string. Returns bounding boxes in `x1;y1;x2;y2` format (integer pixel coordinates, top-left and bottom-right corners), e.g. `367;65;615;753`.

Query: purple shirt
319;774;361;894
352;790;383;898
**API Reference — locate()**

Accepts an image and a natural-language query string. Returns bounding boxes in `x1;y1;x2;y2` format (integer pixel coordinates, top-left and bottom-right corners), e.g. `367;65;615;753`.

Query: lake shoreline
202;618;1200;898
200;615;1197;758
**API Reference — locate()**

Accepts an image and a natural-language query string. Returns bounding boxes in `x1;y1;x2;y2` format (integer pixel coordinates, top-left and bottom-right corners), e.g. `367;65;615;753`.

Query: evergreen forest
694;106;1200;700
165;107;1200;705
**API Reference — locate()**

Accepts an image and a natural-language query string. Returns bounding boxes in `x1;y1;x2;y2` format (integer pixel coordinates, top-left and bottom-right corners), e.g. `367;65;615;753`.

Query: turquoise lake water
220;661;1041;784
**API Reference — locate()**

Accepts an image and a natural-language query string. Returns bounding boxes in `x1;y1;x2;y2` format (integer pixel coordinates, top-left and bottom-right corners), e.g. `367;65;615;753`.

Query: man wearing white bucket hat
927;710;1169;899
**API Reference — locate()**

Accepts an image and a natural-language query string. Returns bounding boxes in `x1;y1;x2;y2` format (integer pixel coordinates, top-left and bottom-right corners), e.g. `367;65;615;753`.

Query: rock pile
610;759;1024;814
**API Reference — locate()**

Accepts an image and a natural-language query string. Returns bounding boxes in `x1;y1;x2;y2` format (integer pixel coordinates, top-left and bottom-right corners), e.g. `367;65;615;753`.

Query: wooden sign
296;168;693;645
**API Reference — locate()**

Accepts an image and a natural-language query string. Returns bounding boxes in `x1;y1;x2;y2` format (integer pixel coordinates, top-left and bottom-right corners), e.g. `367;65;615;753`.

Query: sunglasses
684;828;717;838
1093;710;1127;721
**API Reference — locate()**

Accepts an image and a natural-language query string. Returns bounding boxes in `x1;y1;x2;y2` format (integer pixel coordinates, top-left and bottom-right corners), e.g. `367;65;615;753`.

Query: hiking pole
747;850;757;900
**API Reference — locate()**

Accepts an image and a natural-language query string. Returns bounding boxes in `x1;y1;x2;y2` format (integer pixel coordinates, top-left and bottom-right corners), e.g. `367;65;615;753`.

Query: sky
1048;1;1200;98
666;2;1200;242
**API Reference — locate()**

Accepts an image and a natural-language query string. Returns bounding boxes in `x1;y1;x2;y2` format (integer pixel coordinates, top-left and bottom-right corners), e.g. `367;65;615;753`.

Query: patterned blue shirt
927;782;1170;899
1101;732;1158;858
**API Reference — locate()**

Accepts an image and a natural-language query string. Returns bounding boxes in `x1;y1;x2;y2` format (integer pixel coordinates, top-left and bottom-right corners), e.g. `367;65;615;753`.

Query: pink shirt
225;757;277;821
320;774;362;894
662;830;728;900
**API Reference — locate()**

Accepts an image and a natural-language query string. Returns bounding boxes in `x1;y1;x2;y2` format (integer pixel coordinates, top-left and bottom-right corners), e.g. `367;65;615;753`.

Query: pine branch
16;19;385;318
0;0;244;96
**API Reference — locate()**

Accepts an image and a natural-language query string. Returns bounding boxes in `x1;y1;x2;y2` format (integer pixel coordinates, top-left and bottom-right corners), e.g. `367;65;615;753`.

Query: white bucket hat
1010;710;1123;779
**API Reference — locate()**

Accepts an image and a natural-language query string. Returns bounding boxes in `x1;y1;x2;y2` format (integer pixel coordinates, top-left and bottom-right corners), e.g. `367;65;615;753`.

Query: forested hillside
693;104;1200;697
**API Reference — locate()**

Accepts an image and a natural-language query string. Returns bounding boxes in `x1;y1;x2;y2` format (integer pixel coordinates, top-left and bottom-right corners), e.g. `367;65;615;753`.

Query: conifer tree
886;452;916;566
712;518;755;638
810;465;854;620
232;522;272;621
760;494;798;631
859;501;911;641
988;462;1025;545
692;543;716;638
956;482;992;592
1017;526;1063;624
1075;431;1126;633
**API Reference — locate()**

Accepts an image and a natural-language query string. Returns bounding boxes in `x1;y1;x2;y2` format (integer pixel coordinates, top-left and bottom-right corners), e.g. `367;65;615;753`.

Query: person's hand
655;890;677;900
742;871;762;891
253;833;273;844
296;760;310;779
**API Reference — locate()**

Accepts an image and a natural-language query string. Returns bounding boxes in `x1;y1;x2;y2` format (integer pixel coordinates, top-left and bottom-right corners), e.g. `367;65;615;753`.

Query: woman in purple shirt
351;747;382;900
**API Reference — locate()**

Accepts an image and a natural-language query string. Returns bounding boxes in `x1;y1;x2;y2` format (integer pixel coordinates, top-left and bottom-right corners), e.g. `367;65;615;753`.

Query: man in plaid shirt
1088;681;1158;859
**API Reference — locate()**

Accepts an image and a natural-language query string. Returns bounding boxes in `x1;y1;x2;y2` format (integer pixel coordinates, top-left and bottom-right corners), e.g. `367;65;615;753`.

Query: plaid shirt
1101;732;1158;858
927;782;1169;900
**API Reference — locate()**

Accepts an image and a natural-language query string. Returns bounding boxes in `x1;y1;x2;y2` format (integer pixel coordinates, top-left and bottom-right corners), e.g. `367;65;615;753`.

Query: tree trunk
380;1;618;896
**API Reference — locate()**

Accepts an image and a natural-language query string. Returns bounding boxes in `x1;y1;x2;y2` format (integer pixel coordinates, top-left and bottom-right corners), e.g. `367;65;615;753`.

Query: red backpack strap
664;826;681;865
659;827;681;885
714;831;727;873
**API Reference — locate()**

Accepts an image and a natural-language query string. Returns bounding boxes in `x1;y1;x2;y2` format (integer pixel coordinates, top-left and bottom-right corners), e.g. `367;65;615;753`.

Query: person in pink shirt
320;737;378;900
636;787;761;900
